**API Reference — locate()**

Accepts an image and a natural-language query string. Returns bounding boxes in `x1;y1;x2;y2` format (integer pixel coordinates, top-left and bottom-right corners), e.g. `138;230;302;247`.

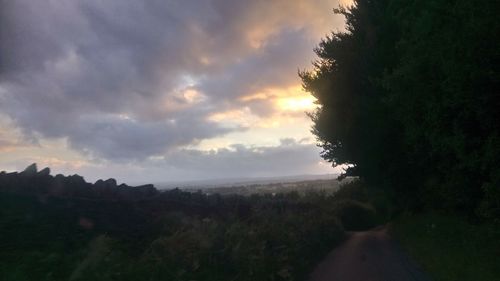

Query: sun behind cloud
0;0;345;182
241;85;317;112
276;95;316;112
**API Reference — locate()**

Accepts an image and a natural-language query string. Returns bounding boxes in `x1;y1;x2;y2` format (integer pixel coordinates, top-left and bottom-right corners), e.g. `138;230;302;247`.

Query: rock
49;174;66;196
22;163;37;175
134;184;158;197
94;178;117;190
135;184;155;189
94;179;105;187
38;167;51;176
68;174;86;186
104;178;117;188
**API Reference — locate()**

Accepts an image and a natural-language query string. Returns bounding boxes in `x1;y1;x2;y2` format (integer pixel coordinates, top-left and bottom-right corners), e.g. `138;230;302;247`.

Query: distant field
181;178;355;196
155;174;341;189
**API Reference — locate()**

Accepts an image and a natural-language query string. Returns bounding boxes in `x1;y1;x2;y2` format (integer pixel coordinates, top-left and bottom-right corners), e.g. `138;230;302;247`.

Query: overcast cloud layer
0;0;345;182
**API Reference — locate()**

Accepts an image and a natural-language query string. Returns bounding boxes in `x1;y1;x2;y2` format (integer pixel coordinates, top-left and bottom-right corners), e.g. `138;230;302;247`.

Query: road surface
309;226;431;281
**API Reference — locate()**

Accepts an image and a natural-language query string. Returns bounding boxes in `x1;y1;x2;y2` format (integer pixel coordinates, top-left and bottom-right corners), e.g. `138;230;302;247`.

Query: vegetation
332;199;376;231
191;178;345;197
300;1;499;279
0;167;381;281
1;1;498;280
301;0;499;219
392;213;500;281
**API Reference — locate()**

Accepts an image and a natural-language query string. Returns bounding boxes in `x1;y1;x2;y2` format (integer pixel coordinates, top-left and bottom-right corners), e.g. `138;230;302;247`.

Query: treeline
0;165;379;281
301;0;499;220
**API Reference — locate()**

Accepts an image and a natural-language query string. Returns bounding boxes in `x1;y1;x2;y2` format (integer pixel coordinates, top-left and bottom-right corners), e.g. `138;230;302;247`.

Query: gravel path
309;226;432;281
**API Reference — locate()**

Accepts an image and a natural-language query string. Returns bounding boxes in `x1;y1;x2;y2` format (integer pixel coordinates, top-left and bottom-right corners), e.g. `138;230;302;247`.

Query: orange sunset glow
0;0;346;182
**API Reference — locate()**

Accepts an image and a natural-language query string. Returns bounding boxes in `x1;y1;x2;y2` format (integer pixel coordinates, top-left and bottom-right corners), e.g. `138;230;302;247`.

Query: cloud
156;138;335;180
67;114;232;160
72;139;337;183
0;115;33;152
0;0;344;167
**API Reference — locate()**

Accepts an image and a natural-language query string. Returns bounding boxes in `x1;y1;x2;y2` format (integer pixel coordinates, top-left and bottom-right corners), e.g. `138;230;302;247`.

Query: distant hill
155;173;341;189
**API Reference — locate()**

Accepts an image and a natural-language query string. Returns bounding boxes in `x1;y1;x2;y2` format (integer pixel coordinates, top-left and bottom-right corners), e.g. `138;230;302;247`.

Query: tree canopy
301;0;499;219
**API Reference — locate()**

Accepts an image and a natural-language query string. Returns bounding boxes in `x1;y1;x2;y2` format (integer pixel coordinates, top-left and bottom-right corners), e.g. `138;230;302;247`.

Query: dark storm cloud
0;0;342;160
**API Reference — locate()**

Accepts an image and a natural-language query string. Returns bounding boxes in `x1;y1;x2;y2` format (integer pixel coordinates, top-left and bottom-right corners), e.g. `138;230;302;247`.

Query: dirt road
309;227;431;281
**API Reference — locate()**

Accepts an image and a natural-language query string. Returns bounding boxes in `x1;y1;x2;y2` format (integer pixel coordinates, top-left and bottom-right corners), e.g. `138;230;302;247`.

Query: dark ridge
0;164;249;218
0;163;159;201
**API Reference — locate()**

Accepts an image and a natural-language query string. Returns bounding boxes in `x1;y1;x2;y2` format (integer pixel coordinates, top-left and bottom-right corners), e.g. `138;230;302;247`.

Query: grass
391;212;500;281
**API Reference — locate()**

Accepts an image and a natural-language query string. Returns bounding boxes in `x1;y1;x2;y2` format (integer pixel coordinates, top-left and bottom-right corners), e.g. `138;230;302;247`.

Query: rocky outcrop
21;163;37;176
104;178;117;187
94;179;105;187
38;167;51;176
0;163;159;201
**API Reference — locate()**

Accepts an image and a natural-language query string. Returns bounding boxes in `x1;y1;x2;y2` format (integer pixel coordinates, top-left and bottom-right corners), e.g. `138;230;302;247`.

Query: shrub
333;199;377;231
333;180;369;202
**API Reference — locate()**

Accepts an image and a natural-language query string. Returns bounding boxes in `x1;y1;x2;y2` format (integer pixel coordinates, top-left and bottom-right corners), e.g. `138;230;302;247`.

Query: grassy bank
391;213;500;281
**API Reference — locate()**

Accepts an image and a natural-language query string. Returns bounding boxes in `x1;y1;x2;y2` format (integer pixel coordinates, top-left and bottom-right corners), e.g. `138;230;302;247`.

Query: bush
333;199;377;231
0;188;347;281
333;180;369;202
334;180;394;223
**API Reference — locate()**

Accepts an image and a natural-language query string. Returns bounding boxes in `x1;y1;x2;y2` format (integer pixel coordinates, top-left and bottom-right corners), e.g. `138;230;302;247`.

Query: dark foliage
301;0;499;219
0;165;356;281
333;199;377;231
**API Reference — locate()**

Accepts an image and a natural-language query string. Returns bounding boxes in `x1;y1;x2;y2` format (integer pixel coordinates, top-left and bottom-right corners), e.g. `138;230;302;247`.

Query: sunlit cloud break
0;0;346;182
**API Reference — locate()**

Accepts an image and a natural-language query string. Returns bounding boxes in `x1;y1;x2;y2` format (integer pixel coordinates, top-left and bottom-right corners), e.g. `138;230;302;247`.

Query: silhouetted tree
302;0;499;217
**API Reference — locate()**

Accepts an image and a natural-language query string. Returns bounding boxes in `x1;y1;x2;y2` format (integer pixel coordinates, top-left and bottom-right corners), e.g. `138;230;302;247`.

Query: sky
0;0;348;184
